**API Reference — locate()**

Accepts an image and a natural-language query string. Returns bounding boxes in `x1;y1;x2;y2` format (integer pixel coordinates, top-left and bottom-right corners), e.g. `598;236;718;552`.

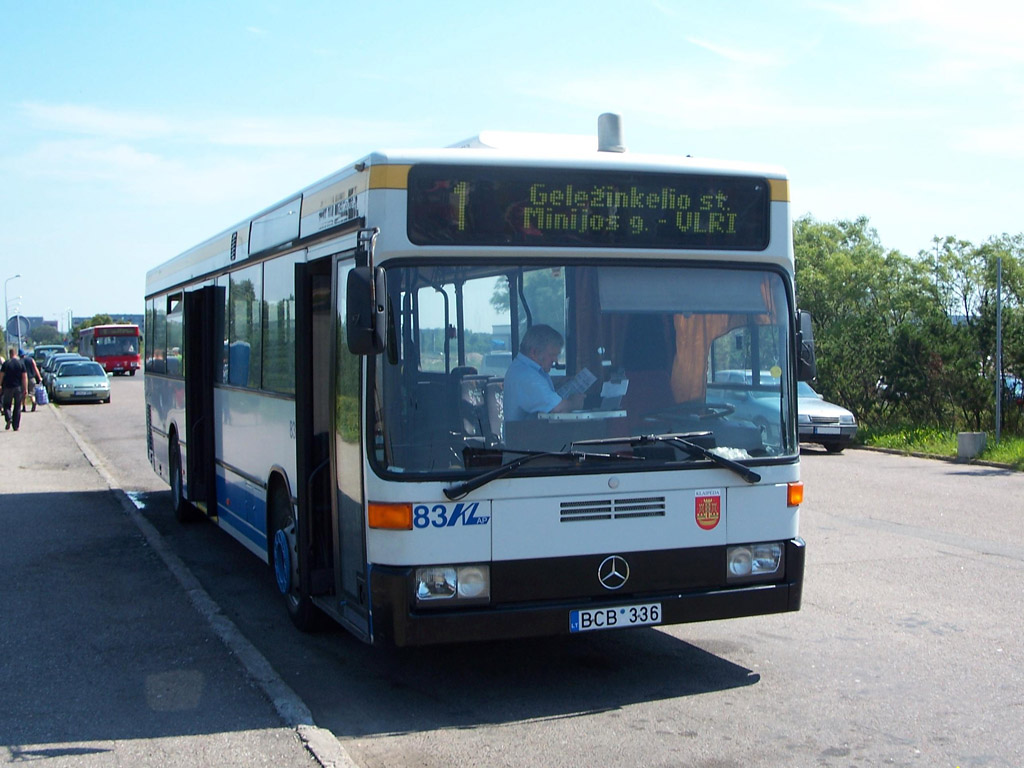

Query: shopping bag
34;384;48;405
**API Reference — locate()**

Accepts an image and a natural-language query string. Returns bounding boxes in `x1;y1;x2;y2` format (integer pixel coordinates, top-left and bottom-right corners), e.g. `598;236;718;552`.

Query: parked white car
796;382;858;453
707;371;857;453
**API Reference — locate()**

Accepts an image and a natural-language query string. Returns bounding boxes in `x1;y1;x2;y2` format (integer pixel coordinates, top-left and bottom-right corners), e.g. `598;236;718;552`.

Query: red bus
79;324;142;376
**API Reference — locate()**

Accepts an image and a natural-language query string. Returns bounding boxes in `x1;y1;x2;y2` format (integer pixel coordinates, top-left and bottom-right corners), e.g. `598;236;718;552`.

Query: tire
823;442;846;454
169;436;198;522
269;481;322;632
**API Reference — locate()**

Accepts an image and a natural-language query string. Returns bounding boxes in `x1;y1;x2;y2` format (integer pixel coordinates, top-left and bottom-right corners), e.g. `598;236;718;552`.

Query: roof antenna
597;113;626;153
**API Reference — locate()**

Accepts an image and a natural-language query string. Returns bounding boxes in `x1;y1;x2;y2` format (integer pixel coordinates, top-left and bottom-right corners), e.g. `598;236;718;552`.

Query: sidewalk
0;403;346;767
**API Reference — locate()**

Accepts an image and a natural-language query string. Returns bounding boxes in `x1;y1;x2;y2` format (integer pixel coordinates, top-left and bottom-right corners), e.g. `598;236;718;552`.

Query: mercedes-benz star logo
598;555;629;590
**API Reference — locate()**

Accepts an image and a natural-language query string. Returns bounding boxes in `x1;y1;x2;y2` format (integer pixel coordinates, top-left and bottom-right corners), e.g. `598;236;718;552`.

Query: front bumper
369;538;805;647
799;424;857;444
53;389;109;403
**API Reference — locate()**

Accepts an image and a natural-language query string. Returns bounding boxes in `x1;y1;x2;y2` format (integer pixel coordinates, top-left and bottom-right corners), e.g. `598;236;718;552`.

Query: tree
922;234;1024;431
795;215;1024;434
794;216;933;426
72;313;114;338
29;324;61;344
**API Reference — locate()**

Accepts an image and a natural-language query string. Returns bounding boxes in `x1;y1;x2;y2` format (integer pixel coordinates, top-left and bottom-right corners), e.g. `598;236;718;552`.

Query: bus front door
296;255;369;640
332;256;369;638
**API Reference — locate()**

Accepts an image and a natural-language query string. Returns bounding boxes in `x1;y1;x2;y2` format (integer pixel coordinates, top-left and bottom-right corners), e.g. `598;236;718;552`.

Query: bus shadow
315;629;759;738
130;489;759;739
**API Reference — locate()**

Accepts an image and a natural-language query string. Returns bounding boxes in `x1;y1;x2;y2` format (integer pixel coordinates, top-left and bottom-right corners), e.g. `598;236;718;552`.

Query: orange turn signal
368;502;413;530
787;481;804;507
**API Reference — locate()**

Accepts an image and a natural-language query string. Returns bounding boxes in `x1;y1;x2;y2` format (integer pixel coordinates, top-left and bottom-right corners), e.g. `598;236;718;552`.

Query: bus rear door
184;286;221;515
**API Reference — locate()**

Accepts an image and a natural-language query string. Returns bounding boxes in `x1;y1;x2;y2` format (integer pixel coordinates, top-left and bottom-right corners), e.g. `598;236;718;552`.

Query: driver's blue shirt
503;353;562;421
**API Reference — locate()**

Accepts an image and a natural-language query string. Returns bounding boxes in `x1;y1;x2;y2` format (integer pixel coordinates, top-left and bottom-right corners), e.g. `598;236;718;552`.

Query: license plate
570;602;662;633
74;390;92;396
815;426;840;435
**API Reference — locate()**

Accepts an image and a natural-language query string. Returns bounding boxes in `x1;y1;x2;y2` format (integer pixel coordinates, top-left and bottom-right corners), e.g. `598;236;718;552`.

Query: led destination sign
407;165;770;250
96;326;140;336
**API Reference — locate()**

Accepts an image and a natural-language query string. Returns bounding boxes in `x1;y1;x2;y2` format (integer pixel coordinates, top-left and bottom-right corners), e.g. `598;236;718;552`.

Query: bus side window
149;296;168;373
262;254;299;394
228;263;263;389
166;294;183;377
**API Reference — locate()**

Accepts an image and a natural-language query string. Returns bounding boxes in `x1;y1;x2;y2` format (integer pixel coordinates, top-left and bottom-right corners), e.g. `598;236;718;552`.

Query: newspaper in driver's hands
556;367;597;399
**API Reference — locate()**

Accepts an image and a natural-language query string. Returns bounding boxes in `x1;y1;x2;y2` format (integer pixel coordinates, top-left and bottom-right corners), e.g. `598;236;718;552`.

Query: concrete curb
852;443;1019;471
51;404;359;768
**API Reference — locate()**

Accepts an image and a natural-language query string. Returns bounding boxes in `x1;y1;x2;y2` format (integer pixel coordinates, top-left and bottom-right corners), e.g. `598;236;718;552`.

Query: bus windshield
95;334;138;356
372;261;797;477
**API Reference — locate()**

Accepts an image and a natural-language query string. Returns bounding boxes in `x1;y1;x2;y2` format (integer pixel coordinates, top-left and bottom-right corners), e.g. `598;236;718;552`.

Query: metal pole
995;257;1002;445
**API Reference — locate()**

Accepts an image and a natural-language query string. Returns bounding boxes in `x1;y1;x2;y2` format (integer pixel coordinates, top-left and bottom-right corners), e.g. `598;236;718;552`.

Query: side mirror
797;310;817;382
346;266;387;355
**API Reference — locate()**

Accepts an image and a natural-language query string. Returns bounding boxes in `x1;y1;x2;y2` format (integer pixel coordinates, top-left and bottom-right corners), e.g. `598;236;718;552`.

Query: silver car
42;352;86;393
795;382;857;452
50;360;112;404
707;371;857;453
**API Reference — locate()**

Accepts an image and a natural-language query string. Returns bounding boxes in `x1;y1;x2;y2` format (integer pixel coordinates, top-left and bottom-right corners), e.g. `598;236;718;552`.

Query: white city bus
145;115;814;646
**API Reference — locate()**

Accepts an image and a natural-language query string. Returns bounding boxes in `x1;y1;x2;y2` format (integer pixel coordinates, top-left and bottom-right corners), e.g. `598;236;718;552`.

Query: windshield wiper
445;448;644;500
572;431;762;484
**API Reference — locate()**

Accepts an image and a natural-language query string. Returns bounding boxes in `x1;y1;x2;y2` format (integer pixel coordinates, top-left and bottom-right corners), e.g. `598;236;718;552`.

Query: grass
859;424;1024;470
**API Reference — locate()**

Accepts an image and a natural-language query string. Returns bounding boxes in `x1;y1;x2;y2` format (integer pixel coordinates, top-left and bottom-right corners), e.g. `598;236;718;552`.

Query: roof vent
597;113;626;153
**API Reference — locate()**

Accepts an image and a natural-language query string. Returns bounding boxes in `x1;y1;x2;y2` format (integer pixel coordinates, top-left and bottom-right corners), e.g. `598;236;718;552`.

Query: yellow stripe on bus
769;178;789;202
369;164;411;190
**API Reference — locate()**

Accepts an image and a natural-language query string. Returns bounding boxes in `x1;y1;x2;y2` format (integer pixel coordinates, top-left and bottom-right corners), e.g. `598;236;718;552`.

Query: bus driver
503;324;585;422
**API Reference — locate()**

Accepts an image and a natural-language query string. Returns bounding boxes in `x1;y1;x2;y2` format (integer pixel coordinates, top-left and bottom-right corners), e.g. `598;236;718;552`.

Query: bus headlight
456;566;488;599
415;564;490;605
726;542;783;582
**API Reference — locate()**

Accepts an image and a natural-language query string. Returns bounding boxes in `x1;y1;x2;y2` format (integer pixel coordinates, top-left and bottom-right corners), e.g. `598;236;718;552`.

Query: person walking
20;349;42;412
1;347;28;431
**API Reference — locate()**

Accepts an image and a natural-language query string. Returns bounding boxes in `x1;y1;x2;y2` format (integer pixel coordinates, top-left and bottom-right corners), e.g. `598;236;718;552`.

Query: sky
2;0;1022;327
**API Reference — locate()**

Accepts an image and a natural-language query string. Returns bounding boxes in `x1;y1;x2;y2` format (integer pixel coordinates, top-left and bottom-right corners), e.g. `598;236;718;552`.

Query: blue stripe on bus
216;473;268;552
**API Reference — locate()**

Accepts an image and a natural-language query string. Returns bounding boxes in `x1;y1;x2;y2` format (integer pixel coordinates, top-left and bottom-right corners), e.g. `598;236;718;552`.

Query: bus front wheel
269;481;322;632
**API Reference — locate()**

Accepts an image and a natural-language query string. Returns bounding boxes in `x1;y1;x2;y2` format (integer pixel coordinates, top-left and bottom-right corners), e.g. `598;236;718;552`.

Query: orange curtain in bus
670;314;736;402
669;275;779;402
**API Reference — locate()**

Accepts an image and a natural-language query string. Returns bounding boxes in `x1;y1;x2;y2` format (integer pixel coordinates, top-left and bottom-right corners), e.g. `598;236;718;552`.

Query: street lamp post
14;302;23;353
4;273;21;353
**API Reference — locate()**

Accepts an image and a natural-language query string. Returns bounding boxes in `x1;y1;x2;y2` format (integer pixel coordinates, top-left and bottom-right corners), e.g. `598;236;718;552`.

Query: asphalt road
61;374;1024;767
0;381;324;768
